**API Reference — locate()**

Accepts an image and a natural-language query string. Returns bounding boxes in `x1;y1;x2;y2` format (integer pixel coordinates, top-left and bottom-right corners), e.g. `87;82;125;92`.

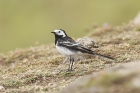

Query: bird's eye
58;31;60;33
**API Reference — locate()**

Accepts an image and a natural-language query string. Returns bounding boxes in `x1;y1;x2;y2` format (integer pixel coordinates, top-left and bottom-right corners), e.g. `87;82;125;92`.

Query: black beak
51;32;55;34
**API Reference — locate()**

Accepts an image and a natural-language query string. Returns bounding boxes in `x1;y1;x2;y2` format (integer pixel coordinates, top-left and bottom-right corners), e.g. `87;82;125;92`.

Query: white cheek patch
62;34;66;37
59;32;66;37
53;29;66;37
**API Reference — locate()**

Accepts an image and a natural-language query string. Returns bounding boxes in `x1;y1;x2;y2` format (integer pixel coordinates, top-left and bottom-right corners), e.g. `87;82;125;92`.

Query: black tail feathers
92;52;115;61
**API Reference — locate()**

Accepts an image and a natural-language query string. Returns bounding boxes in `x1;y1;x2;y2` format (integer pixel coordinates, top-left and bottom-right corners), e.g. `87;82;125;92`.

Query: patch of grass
22;75;39;84
58;72;75;77
5;57;12;63
42;87;49;92
2;79;22;88
0;22;140;92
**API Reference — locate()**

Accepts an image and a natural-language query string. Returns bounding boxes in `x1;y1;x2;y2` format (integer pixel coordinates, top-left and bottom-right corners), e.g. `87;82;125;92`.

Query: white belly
56;46;76;56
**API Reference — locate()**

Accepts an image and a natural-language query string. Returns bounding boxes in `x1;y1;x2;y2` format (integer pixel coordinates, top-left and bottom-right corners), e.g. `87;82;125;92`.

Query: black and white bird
51;29;114;71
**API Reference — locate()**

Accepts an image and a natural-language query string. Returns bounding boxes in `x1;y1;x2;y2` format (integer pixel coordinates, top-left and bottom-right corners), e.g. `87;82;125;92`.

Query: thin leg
63;57;68;64
67;56;74;71
70;57;74;71
67;56;71;71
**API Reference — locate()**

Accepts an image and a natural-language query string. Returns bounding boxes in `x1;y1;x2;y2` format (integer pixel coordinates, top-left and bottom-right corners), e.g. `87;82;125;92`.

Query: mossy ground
0;22;140;93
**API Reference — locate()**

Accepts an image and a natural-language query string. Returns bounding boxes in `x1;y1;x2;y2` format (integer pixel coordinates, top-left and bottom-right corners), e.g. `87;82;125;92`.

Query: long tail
78;45;115;60
92;52;115;60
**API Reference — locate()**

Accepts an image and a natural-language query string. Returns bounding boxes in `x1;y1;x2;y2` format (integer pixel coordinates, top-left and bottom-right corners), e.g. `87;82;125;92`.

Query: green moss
42;87;49;92
2;79;22;88
5;57;12;63
22;75;39;84
134;25;140;31
84;72;122;88
58;71;75;77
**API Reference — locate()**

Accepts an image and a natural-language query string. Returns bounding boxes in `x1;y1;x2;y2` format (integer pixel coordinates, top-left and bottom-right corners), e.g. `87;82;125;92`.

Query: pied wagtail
51;29;115;71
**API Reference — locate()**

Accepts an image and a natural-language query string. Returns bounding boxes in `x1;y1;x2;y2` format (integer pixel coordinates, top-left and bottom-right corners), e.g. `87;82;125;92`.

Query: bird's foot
66;69;73;72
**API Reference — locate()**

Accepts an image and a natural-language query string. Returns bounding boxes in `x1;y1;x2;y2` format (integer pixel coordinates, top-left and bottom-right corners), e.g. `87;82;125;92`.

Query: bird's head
51;29;67;37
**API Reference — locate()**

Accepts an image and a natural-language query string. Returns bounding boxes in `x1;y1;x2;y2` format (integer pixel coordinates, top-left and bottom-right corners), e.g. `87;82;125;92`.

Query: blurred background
0;0;140;53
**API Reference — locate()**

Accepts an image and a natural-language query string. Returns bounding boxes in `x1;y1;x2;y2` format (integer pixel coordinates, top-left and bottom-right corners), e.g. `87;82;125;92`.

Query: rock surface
133;12;140;25
76;37;99;49
0;85;5;92
60;61;140;93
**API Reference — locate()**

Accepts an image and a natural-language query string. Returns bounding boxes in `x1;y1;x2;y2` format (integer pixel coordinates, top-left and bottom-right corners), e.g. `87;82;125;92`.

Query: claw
67;69;73;72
